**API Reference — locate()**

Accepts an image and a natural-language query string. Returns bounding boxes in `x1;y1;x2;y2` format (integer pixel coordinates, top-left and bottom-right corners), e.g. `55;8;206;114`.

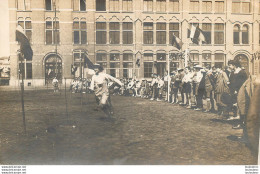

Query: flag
16;25;33;60
171;33;183;50
83;54;95;75
189;25;206;45
136;57;140;67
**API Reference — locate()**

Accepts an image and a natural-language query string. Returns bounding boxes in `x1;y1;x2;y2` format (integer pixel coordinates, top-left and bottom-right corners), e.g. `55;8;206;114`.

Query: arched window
45;17;60;45
73;18;87;44
242;24;249;44
17;17;32;42
233;24;240;44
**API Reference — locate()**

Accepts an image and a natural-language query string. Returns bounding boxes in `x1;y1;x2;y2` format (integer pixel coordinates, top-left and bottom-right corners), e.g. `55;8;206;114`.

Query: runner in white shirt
90;64;123;118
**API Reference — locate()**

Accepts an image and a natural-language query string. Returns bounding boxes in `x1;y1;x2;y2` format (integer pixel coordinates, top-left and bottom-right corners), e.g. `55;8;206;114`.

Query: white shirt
90;72;122;90
182;72;193;83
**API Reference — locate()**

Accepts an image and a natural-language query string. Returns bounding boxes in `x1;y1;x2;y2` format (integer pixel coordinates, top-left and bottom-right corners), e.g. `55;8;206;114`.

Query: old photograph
0;0;259;172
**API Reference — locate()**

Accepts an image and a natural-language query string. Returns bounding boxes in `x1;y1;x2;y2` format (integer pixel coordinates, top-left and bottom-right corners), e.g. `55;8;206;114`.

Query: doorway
45;55;62;85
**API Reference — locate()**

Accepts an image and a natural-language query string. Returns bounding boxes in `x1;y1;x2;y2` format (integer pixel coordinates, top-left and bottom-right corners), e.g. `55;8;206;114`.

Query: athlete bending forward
89;64;123;117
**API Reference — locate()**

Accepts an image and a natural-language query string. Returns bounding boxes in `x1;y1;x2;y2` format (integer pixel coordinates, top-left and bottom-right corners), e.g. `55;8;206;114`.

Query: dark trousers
196;89;204;109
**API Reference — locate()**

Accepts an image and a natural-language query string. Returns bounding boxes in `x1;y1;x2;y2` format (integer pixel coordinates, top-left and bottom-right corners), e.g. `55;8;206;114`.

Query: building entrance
45;55;62;85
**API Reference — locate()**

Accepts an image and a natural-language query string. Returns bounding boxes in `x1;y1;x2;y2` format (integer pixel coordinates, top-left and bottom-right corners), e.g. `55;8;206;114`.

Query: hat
194;65;203;69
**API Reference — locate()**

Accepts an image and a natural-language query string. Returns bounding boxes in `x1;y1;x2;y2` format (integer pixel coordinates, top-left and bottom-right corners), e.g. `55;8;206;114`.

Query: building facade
8;0;260;86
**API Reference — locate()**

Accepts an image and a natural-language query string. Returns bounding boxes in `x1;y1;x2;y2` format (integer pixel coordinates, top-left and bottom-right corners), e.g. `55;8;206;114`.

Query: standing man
193;65;204;111
182;67;193;108
52;77;59;93
90;64;123;118
227;60;248;128
150;74;159;101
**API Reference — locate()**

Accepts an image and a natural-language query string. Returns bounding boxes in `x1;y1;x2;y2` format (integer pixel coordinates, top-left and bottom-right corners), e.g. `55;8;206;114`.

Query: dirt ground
0;89;257;165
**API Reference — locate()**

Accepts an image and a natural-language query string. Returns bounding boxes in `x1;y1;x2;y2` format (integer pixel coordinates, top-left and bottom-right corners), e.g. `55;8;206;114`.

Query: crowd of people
69;77;91;94
64;59;248;129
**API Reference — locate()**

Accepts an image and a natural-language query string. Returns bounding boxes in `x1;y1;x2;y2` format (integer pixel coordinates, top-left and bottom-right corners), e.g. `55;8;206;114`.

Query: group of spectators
108;60;248;129
69;77;91;94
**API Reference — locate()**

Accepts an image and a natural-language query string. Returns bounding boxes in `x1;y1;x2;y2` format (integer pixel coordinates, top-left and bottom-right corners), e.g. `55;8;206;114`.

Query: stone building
8;0;260;86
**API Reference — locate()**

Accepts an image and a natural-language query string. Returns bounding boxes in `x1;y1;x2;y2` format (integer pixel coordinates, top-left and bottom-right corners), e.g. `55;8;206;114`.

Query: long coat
214;71;229;106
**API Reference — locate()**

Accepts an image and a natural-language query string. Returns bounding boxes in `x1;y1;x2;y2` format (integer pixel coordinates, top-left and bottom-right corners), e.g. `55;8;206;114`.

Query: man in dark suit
227;60;248;129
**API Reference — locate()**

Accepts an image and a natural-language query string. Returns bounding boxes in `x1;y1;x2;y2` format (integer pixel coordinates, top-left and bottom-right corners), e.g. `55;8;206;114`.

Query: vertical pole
20;56;26;134
168;53;170;102
65;78;69;122
54;3;58;80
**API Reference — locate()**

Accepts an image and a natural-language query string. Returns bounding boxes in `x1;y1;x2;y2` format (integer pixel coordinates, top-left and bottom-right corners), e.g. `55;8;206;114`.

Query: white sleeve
89;76;95;90
106;74;123;86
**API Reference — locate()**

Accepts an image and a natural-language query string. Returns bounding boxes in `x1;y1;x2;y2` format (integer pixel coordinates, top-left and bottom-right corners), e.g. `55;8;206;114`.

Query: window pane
96;31;106;44
156;31;166;44
144;53;153;61
46;30;52;44
110;31;120;44
202;23;211;44
81;21;86;30
144;23;153;30
215;1;224;13
157;53;166;61
54;30;60;44
232;2;240;13
202;53;211;61
110;54;120;61
81;31;87;44
242;2;250;13
190;1;199;12
73;22;80;29
96;22;106;30
74;31;80;44
123;31;133;44
53;21;59;29
46;21;52;29
144;31;153;44
190;53;199;61
96;0;106;11
80;0;86;11
144;0;153;11
157;0;166;12
202;1;212;13
26;63;32;79
123;22;133;30
123;62;133;68
109;22;120;30
215;53;224;61
123;53;133;61
25;21;31;29
144;62;153;78
96;53;107;61
46;0;52;10
169;0;179;12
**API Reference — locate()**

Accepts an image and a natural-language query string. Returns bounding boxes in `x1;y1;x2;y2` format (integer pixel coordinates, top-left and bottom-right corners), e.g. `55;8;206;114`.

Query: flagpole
20;53;26;134
54;3;58;82
168;53;170;102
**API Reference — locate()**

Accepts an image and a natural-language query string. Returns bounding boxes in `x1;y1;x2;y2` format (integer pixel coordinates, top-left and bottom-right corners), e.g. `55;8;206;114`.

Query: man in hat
193;65;204;110
90;64;123;117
